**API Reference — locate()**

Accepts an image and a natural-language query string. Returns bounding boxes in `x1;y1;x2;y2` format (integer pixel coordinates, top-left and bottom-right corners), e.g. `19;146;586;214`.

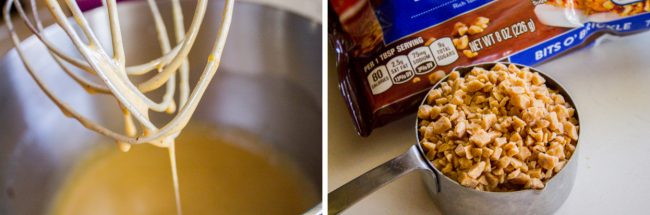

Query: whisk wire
3;0;235;147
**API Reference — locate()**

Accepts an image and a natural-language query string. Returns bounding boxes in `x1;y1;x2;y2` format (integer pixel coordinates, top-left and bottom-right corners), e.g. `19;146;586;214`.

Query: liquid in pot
49;125;318;215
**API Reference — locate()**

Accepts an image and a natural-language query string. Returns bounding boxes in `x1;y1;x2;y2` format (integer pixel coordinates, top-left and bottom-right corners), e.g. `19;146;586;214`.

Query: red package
329;0;650;136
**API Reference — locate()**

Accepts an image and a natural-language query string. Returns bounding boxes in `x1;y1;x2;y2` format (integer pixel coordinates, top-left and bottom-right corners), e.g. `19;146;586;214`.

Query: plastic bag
329;0;650;136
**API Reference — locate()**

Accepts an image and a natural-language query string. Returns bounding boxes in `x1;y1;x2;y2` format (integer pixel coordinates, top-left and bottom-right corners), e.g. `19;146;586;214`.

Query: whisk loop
3;0;235;149
4;1;234;214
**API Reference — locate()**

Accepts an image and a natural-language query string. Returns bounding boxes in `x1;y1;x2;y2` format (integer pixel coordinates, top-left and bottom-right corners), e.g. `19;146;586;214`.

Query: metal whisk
3;0;235;150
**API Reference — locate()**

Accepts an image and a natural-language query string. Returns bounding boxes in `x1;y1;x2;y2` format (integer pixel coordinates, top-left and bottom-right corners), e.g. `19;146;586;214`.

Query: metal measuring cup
329;62;580;215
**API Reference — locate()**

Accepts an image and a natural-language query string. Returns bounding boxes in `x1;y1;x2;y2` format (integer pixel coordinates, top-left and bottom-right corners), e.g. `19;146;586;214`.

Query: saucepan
0;1;321;214
329;62;580;215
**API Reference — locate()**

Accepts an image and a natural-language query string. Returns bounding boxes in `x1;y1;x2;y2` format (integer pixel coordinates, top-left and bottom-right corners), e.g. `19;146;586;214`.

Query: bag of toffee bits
329;0;650;136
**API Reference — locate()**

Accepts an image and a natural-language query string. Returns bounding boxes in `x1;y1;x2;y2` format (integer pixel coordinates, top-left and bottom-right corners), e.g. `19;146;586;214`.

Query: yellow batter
49;125;318;215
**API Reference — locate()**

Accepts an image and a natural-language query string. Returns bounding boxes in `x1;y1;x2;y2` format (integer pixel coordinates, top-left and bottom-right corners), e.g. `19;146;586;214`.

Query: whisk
2;0;235;151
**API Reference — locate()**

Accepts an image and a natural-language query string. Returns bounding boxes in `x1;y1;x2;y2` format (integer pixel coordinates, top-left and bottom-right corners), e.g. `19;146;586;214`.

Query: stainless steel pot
0;1;321;214
329;63;580;215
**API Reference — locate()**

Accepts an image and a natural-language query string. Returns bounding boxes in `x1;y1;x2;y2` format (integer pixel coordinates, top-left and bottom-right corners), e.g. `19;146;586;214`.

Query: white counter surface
328;31;650;214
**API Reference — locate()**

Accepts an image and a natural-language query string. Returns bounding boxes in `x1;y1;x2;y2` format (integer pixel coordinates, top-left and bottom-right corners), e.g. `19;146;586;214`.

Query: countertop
328;31;650;214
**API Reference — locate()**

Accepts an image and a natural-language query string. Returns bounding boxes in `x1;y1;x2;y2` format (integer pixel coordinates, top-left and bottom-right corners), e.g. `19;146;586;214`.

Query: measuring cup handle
328;145;436;214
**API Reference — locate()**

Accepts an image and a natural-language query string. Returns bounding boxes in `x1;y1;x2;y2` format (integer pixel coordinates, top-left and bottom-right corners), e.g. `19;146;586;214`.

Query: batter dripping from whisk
3;0;235;214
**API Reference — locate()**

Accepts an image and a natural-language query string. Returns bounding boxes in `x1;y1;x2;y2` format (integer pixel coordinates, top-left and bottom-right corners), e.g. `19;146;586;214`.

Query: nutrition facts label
429;37;458;66
368;65;392;95
367;37;458;95
387;55;414;84
408;47;436;74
